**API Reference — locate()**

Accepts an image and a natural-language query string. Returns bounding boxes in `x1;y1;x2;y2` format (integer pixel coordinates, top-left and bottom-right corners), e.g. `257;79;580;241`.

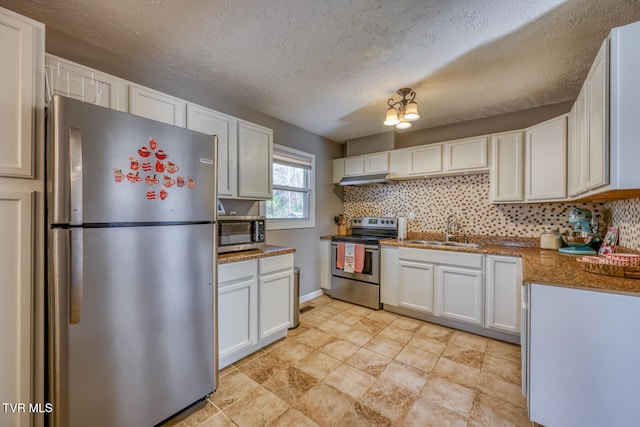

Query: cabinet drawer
399;248;483;269
259;254;294;275
219;259;257;287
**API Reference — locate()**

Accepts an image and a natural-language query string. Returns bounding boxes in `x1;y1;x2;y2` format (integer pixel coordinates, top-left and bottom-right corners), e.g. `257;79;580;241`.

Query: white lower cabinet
258;254;294;339
398;259;434;313
485;255;522;334
218;253;293;368
381;246;521;341
435;265;483;325
526;283;640;426
218;260;258;364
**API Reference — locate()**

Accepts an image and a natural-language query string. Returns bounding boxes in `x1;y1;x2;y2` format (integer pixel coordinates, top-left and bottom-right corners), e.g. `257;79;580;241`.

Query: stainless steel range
331;217;397;309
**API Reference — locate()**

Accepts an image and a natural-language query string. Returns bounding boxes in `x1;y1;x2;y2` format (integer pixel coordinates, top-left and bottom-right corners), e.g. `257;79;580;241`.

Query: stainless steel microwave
217;216;266;253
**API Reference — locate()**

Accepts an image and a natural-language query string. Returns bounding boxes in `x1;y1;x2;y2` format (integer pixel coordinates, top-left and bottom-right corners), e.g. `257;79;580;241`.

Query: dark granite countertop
380;238;640;296
218;245;296;265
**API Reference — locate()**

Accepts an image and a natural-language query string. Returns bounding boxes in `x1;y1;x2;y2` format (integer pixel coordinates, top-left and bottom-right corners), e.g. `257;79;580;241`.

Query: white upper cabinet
365;152;390;173
407;145;443;175
567;89;585;197
129;84;186;127
237;120;273;199
45;55;125;111
389;144;442;178
343;156;365;176
186;104;237;197
525;115;568;201
342;152;390;177
444;136;488;172
0;9;44;178
583;39;610;192
569;40;609;198
332;158;345;184
490;130;525;203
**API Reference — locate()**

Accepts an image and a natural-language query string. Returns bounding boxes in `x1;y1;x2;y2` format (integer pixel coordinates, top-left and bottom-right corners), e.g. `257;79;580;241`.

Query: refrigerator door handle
69;127;83;226
70;228;84;324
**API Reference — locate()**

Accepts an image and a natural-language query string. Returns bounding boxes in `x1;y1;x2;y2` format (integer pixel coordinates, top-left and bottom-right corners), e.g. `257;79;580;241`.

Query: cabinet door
186;104;237;197
445;137;488;172
584;39;610;192
485;255;522;334
344;156;365;176
129;84;186;127
319;239;331;290
237;121;273;199
45;55;123;111
0;10;43;178
398;260;434;313
365;152;390;173
218;278;257;359
525;115;567;201
529;284;640;427
0;190;33;426
435;265;483;325
568;92;582;197
408;145;442;175
490;131;524;202
259;270;293;339
380;246;399;306
332;158;345;183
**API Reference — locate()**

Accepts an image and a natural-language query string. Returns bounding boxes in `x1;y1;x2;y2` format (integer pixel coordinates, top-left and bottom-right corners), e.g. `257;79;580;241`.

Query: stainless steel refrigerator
47;95;218;426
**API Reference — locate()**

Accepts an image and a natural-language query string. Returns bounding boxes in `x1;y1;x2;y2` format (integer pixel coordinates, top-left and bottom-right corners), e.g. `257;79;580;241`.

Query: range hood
338;173;397;186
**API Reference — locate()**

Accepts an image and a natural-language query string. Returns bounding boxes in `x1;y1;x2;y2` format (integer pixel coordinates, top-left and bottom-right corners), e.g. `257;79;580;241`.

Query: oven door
331;242;380;284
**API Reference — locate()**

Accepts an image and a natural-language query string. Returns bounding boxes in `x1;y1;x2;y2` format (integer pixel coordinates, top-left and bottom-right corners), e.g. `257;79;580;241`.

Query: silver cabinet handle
69;127;83;226
70;228;83;324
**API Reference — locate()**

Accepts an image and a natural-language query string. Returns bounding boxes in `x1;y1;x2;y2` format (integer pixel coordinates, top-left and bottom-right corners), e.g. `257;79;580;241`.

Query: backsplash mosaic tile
343;174;609;238
605;197;640;251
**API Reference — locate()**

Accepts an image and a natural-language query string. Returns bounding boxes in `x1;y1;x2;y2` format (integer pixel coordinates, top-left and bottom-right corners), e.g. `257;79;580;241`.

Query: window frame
262;144;315;230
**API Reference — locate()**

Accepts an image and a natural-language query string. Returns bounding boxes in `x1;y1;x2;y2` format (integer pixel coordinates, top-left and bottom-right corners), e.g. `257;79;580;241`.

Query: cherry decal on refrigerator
114;137;196;201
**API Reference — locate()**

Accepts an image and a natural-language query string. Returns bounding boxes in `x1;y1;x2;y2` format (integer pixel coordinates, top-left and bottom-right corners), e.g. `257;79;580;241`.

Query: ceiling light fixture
384;88;420;130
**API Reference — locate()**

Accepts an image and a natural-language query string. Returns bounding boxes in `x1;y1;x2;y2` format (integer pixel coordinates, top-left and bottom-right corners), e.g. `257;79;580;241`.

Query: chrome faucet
445;214;458;242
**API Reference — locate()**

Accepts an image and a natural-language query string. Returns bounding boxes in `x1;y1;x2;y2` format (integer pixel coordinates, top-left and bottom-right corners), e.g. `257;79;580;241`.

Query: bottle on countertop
540;227;563;250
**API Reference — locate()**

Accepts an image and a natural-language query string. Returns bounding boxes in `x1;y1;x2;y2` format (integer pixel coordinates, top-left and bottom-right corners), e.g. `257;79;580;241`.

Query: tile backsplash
606;197;640;251
342;174;640;250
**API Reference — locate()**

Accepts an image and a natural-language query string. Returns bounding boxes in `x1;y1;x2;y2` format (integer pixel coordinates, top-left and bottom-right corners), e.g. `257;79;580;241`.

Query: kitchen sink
405;240;485;249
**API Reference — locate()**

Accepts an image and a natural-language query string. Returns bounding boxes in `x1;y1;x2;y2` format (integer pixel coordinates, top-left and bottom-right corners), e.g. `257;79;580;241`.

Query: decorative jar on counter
540;227;562;250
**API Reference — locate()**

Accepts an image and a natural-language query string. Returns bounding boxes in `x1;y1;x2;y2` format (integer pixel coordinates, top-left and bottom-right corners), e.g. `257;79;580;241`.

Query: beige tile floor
164;295;530;427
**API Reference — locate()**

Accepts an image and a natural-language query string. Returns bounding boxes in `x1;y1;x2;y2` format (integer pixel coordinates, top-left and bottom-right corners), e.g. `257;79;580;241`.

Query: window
264;144;315;230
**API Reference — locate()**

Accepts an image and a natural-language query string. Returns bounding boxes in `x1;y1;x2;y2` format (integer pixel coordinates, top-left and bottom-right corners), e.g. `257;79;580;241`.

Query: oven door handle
331;243;379;251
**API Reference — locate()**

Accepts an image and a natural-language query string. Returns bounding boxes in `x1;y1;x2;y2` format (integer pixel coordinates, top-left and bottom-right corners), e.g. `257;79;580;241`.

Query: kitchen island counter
380;238;640;296
217;245;296;265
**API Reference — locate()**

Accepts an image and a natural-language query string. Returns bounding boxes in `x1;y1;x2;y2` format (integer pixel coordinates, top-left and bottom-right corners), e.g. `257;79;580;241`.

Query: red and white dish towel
336;242;365;273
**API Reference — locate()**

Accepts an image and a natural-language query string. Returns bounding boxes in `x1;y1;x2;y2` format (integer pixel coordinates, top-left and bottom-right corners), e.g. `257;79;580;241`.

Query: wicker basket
576;258;640;279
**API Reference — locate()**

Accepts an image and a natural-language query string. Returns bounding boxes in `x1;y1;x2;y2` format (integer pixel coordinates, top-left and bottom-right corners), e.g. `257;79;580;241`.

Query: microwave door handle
254;221;259;242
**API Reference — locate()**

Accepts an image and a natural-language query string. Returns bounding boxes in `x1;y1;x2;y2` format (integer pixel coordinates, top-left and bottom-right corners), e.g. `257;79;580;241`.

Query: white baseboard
300;289;324;303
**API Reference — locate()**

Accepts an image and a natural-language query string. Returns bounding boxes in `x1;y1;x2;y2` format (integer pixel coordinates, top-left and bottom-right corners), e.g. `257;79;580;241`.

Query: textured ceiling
3;0;640;142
